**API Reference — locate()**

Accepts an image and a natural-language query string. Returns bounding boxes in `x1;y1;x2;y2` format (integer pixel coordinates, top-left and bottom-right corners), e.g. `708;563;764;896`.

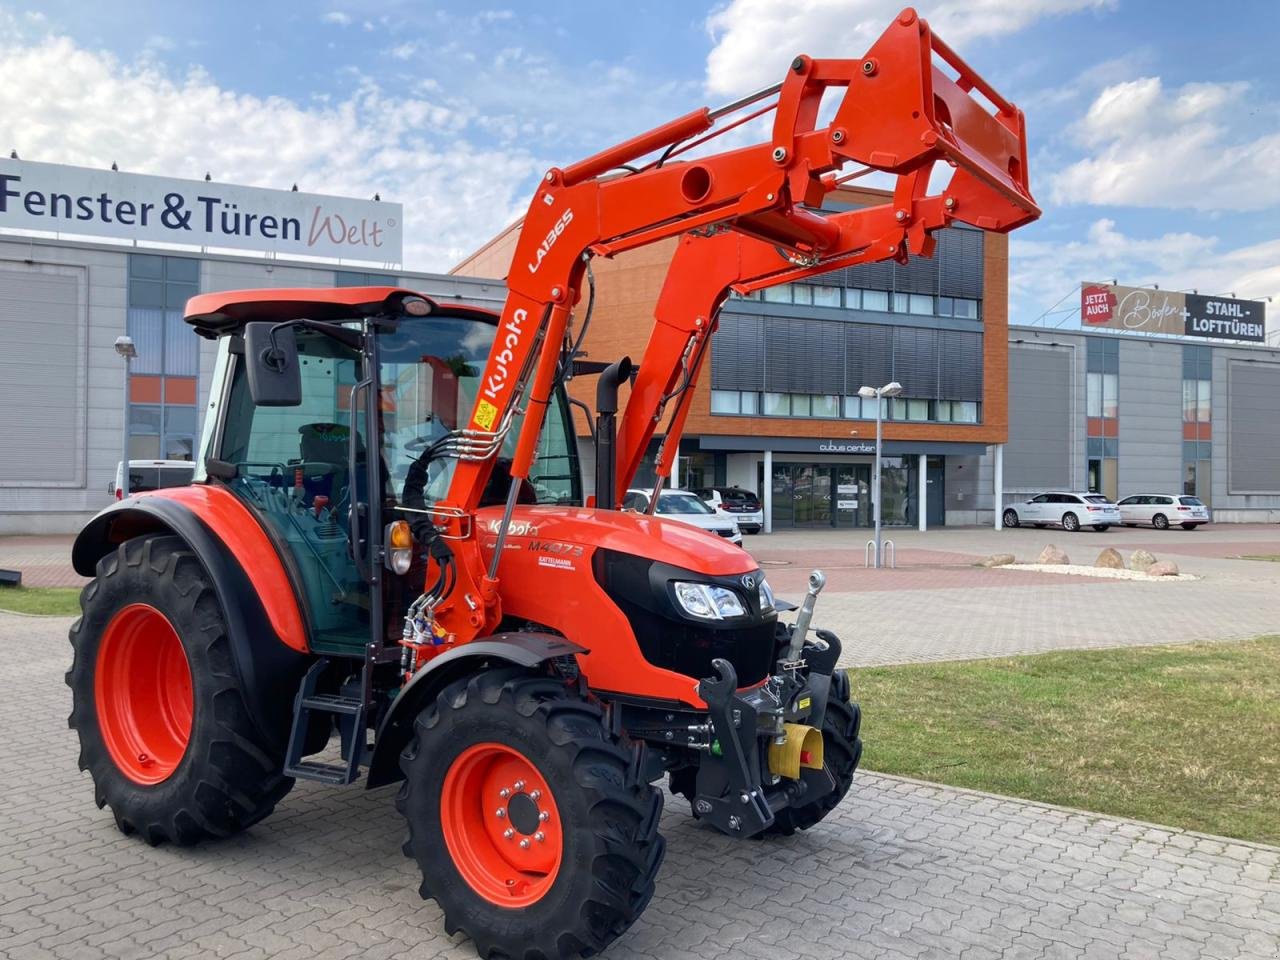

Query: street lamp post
857;380;902;568
114;336;137;497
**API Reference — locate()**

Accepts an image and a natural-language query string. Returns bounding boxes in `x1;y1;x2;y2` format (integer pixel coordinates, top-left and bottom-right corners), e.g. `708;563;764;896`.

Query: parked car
1117;494;1210;530
109;459;196;499
693;486;764;533
1002;492;1121;532
623;488;743;545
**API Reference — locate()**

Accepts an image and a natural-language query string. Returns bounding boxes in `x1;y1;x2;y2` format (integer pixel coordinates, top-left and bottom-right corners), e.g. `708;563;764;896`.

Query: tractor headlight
758;577;775;612
672;581;746;620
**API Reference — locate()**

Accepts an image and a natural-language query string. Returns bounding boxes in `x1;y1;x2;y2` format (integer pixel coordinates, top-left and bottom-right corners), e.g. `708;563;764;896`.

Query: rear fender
71;488;311;750
365;632;585;789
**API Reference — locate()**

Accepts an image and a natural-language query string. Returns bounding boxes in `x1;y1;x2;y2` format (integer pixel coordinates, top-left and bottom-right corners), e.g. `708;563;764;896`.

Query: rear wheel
1002;509;1020;528
398;668;665;960
66;535;294;845
763;669;862;837
1061;512;1080;532
1153;513;1169;530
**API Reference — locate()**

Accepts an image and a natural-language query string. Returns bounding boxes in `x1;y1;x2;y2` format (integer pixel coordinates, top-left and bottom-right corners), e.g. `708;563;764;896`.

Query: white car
1117;494;1210;530
109;459;196;500
623;488;743;545
1003;492;1121;532
693;486;764;534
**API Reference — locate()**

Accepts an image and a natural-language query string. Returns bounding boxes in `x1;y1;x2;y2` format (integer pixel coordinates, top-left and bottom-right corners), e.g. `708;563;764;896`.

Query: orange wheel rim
440;742;563;907
94;604;193;785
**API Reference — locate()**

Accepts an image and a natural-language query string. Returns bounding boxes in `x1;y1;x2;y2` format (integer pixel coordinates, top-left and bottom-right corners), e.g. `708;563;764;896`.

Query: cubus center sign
1081;282;1265;343
0;159;403;263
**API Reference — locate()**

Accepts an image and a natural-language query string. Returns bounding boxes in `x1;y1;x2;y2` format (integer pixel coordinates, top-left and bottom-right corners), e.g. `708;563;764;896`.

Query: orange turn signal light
389;520;413;549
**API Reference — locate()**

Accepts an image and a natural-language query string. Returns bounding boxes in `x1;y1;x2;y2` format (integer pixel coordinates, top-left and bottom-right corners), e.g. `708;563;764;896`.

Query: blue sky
1;1;1277;328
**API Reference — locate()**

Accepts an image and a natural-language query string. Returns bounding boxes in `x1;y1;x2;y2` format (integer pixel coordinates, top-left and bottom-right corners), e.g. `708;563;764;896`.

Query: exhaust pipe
593;356;633;511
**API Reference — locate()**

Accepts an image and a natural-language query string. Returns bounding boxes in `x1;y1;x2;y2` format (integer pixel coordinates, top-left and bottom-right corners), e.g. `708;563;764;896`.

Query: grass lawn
0;586;82;616
854;637;1280;846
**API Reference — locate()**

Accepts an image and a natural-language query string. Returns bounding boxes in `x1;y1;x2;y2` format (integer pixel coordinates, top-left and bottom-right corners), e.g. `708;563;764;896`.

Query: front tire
1002;509;1020;528
1153;513;1170;530
398;668;665;960
763;669;862;837
1061;512;1080;532
66;535;294;845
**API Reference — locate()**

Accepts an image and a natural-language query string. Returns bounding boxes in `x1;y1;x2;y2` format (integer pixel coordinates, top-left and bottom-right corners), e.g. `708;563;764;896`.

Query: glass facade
126;255;200;460
737;284;980;321
1085;337;1119;500
1182;345;1213;503
711;389;979;424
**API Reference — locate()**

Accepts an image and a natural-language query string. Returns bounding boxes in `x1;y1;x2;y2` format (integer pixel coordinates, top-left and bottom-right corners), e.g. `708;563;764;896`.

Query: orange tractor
67;10;1037;958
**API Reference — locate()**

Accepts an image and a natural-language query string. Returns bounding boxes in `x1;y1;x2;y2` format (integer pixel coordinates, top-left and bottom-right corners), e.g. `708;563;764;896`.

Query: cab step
283;658;367;785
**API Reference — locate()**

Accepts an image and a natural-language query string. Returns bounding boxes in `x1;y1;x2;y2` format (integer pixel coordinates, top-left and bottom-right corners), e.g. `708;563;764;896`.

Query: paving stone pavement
3;611;1279;960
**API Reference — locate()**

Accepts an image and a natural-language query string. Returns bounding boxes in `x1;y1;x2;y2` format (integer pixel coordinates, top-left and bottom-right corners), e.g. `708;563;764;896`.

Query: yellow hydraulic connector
767;723;825;780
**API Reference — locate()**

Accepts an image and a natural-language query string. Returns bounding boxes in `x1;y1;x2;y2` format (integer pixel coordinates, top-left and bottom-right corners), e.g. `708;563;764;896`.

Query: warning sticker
474;399;499;431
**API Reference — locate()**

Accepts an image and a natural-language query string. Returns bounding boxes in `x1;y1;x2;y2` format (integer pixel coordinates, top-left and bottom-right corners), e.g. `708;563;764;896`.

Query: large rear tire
66;534;294;845
762;668;863;836
398;668;665;960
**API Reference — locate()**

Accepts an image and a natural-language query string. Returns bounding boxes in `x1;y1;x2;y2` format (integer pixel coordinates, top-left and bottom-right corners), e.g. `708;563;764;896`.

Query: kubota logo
482;308;528;403
527;209;573;274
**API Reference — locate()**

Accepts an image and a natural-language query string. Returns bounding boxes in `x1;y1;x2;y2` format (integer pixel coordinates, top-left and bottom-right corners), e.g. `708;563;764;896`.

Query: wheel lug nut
519;838;531;849
503;828;514;839
535;831;545;843
513;780;525;791
495;808;506;818
539;810;549;822
530;790;541;801
499;788;511;799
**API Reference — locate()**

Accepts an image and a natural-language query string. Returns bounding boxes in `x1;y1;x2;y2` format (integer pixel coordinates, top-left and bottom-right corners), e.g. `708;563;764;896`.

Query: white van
109;459;196;499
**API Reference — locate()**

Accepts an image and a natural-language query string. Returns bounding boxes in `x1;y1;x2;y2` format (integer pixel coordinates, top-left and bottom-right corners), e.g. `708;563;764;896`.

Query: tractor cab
186;287;582;658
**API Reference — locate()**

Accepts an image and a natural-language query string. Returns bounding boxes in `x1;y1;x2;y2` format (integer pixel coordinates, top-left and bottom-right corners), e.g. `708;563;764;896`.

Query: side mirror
244;322;301;406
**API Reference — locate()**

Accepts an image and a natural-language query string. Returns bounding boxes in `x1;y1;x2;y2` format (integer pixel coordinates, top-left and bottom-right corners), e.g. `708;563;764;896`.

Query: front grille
593;550;777;687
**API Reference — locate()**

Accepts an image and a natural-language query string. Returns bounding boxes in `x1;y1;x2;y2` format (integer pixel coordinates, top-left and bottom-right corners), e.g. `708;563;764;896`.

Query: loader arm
433;6;1038;640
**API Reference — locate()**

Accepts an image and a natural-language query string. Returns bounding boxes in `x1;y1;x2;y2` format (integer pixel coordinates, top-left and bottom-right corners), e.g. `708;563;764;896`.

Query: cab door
213;327;375;656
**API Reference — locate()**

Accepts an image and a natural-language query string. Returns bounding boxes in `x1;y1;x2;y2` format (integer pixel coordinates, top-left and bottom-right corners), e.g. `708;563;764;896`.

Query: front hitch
693;658;774;835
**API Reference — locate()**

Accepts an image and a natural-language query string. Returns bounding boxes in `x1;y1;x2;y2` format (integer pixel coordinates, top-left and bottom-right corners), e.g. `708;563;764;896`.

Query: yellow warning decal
797;696;811;711
474;399;499;431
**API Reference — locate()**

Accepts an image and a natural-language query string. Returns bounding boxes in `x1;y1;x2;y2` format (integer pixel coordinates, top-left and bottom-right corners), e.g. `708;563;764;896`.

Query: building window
1086;371;1118;419
843;395;864;419
791;284;813;305
811;285;841;307
861;289;889;312
909;294;934;315
844;289;862;310
811;394;840;418
762;285;790;304
711;389;739;414
127;255;200;461
763;392;789;416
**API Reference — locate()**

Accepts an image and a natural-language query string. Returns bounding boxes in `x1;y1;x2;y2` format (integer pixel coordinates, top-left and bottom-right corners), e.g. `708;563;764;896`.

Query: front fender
365;632;585;789
72;486;311;751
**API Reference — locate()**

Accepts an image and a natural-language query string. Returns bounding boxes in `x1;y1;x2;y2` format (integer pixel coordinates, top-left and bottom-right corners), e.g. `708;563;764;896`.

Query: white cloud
321;11;352;27
704;0;1113;96
0;32;544;271
1010;220;1279;326
1050;77;1280;211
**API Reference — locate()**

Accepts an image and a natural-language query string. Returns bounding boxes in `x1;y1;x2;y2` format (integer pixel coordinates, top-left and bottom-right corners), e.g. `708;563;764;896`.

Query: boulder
1147;560;1180;577
1037;545;1070;565
981;553;1016;568
1095;547;1125;569
1129;548;1158;572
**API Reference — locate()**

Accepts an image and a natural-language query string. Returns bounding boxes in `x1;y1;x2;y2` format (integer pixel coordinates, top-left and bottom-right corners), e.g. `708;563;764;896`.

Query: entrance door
834;465;870;527
770;463;795;528
926;457;945;527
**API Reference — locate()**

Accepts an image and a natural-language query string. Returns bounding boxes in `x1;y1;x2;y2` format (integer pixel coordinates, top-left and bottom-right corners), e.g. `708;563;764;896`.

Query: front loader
66;9;1038;959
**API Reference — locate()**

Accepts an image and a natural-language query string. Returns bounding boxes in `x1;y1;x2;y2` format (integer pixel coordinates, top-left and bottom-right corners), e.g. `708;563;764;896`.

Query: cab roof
183;286;499;338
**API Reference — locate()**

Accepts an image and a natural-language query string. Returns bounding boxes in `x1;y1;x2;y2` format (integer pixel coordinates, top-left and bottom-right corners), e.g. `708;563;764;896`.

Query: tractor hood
475;504;756;577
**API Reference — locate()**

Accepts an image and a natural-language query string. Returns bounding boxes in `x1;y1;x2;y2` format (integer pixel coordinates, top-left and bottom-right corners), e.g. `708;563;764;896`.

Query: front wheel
1153;513;1170;530
398;668;665;960
1002;509;1020;528
1061;512;1080;532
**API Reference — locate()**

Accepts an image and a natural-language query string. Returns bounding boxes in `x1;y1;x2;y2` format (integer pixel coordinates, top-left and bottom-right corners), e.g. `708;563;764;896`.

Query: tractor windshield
377;315;582;510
